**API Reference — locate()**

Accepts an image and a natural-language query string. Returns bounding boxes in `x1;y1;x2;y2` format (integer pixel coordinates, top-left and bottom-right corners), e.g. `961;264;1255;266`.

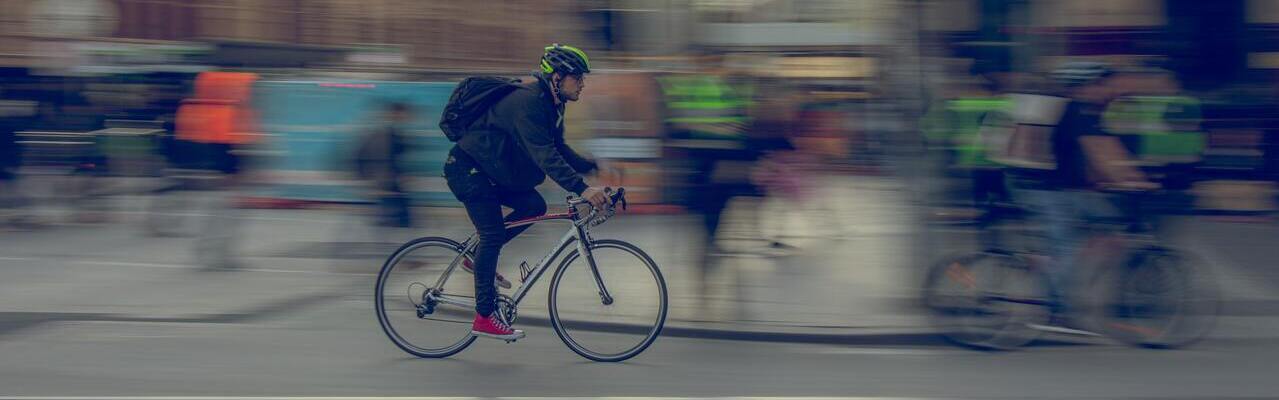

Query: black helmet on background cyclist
539;44;591;102
1052;61;1114;88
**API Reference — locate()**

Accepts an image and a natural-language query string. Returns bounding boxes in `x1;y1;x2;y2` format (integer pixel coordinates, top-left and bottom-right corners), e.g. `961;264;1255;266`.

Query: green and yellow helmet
540;44;591;75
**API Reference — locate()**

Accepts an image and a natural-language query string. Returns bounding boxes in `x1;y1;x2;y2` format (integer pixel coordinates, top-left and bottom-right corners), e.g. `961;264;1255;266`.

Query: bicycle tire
1097;246;1220;349
548;239;667;362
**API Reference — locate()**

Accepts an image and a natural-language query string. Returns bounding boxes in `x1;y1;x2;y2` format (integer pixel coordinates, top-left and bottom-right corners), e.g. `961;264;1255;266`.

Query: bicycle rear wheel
375;237;477;358
922;250;1051;350
1097;247;1219;349
549;239;667;362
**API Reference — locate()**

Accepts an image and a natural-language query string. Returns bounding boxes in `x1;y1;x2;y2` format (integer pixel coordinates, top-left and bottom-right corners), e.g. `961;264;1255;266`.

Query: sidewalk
3;175;1279;345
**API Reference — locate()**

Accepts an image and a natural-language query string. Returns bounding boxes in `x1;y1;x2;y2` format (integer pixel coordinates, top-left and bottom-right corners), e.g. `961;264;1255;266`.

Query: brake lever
612;188;627;211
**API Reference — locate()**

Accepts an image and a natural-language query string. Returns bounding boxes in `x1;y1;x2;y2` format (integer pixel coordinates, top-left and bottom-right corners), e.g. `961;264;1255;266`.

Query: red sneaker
461;258;513;289
471;313;525;341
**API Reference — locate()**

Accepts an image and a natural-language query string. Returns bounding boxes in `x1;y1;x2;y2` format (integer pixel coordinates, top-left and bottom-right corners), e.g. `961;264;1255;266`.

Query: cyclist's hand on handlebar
580;186;609;210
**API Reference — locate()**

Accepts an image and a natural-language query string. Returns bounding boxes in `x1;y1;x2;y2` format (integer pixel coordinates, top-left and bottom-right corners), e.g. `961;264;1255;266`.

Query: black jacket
455;76;597;194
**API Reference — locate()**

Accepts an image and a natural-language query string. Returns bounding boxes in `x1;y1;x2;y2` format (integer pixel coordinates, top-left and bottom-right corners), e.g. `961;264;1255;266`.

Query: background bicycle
922;189;1220;350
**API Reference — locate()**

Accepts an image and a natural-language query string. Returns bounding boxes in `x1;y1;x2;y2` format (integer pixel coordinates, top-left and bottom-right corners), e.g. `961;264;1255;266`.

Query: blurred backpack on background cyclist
979;92;1071;171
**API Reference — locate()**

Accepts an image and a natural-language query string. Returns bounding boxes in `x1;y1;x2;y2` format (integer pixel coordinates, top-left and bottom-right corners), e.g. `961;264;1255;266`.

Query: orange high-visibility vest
176;72;259;145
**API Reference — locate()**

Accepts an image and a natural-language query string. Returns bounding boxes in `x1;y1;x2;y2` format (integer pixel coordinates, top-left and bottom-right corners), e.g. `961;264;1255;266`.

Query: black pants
444;147;546;317
377;181;413;228
171;140;241;174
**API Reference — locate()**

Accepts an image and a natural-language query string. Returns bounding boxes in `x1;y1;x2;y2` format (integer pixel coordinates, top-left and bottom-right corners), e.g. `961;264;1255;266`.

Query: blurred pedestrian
0;94;36;228
171;71;261;268
747;92;805;249
355;101;416;228
0;101;23;216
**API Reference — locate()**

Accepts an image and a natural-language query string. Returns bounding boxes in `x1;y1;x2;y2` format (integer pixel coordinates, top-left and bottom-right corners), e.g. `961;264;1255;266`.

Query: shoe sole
472;331;525;341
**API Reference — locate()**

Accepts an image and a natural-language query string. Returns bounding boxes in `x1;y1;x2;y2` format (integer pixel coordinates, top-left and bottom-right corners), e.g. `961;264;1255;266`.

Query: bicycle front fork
576;235;615;306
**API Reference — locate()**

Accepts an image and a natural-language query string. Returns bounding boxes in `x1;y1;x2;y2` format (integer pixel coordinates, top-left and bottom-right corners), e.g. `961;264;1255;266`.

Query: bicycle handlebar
567;187;628;226
567;187;626;207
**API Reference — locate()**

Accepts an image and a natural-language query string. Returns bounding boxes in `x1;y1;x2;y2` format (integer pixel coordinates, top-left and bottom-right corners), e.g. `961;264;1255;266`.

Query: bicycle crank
496;294;518;326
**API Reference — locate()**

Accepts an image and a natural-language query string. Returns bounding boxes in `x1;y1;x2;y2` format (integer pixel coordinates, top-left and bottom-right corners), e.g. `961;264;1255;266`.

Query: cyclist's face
560;74;585;102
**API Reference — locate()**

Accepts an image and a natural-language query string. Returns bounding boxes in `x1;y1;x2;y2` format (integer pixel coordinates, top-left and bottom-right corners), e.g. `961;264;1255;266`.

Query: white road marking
794;347;957;356
2;397;946;400
63;260;376;277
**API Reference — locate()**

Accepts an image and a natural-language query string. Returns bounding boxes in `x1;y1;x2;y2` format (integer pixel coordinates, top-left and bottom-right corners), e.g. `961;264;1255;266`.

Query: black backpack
439;76;521;142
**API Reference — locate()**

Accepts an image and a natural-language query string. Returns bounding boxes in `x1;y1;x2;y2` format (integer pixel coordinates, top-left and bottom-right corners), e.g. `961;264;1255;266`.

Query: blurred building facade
1;0;1276;207
922;0;1279;83
1;0;600;70
0;1;1276;73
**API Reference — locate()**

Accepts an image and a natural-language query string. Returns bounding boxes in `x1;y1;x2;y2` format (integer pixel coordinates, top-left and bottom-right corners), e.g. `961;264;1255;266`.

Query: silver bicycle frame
427;207;614;311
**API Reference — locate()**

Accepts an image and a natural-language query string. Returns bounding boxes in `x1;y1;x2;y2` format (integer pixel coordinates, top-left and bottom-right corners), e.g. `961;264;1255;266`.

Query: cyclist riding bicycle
445;44;609;341
1006;62;1158;323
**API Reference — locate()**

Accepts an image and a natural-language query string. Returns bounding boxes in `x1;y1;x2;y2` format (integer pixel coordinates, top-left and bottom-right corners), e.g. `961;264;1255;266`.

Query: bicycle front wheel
375;237;477;358
1097;247;1220;349
549;239;667;362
